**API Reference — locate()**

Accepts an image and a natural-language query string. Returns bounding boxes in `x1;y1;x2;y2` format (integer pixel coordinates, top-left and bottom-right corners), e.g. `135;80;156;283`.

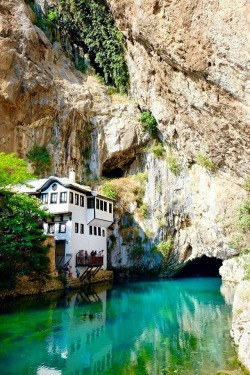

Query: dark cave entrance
102;168;124;178
175;256;223;278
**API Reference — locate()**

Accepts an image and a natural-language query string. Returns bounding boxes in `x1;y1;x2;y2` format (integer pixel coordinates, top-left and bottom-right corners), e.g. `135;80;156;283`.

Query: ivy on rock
58;0;129;93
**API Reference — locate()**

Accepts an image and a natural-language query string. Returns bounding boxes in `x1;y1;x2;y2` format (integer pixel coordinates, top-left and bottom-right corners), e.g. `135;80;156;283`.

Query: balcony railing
76;251;103;267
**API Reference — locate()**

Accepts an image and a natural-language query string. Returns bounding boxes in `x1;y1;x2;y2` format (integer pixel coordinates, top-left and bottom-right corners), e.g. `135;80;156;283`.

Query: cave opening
102;168;124;178
175;256;223;278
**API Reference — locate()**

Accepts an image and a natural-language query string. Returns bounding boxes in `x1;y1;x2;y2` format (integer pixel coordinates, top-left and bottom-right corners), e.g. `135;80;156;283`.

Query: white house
21;169;114;278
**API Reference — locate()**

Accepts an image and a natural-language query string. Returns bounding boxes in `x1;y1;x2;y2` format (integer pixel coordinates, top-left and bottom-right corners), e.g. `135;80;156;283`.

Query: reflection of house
45;288;112;375
20;169;114;277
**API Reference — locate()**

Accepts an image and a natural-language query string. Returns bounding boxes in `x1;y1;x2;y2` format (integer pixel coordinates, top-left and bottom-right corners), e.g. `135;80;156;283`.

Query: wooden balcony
76;252;103;267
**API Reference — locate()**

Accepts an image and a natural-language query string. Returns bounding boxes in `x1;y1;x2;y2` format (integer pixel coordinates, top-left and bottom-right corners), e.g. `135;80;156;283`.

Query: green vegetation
26;144;51;177
151;143;165;158
101;183;117;199
196;152;215;172
154;236;174;261
0;190;50;289
139;111;158;137
238;199;250;230
58;0;129;93
0;152;34;186
129;242;144;260
133;172;148;184
138;203;148;219
166;155;181;176
242;178;250;191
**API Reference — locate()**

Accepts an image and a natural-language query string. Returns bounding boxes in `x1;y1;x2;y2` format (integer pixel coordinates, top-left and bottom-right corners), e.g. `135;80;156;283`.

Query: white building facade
24;171;114;278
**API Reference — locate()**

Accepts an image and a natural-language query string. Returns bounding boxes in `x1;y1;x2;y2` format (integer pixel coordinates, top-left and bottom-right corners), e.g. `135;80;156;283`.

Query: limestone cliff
0;0;143;181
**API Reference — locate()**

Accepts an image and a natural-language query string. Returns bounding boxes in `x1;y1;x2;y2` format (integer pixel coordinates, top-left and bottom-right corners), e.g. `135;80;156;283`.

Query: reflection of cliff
105;279;240;374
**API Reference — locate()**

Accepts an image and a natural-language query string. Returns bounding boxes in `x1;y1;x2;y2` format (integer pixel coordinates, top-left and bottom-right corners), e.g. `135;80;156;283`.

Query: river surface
0;278;244;375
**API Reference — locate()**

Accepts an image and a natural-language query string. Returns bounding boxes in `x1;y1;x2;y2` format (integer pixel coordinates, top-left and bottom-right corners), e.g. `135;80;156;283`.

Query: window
98;227;101;236
100;200;103;211
50;193;57;204
75;223;79;233
41;193;48;204
59;223;66;233
48;223;55;234
80;195;84;207
104;201;107;211
109;203;112;213
96;199;100;209
94;226;97;235
102;229;105;237
69;192;73;204
52;183;58;191
75;194;79;205
80;224;84;234
89;226;92;235
87;198;95;209
60;192;67;203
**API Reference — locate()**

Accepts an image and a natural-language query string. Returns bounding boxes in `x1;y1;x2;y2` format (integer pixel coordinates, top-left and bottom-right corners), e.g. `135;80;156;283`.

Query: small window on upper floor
75;194;79;205
102;229;105;237
48;223;55;234
96;198;100;209
69;192;73;204
100;200;103;211
89;226;92;235
75;223;79;233
80;195;84;207
50;193;58;204
87;198;95;209
59;223;66;233
94;226;97;235
104;201;107;211
98;227;101;236
41;193;48;204
80;224;84;234
60;192;67;203
109;203;112;213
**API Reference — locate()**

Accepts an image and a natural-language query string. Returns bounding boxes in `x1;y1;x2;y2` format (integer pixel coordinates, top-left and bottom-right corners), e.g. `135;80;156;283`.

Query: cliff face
106;0;250;273
0;0;143;180
107;0;250;176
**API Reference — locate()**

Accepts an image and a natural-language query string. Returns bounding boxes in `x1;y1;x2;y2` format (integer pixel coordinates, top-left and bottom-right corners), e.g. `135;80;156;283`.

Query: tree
0;190;51;288
0;152;34;186
26;144;51;176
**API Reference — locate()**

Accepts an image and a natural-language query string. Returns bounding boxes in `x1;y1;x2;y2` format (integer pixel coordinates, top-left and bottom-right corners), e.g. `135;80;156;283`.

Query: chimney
69;168;76;183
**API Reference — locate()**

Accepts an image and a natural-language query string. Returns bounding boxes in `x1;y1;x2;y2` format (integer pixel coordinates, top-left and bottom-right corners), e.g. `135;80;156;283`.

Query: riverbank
0;270;113;300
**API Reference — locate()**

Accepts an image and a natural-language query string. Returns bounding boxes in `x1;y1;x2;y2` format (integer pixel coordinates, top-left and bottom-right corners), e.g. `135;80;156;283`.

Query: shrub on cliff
26;144;51;177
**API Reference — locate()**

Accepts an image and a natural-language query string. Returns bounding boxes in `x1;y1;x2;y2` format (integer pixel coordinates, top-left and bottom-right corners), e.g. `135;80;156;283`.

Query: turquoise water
0;278;243;375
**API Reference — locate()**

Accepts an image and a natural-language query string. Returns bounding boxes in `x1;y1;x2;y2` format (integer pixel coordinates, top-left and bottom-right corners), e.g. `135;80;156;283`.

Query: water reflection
0;279;243;375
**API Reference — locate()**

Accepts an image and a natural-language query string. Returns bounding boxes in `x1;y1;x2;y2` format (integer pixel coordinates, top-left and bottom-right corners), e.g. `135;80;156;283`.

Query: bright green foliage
166;155;181;176
151;143;165;158
238;199;250;230
58;0;129;93
196;152;215;171
0;189;50;288
47;10;58;21
155;236;174;260
101;183;117;199
26;145;51;176
0;152;34;186
139;111;157;137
